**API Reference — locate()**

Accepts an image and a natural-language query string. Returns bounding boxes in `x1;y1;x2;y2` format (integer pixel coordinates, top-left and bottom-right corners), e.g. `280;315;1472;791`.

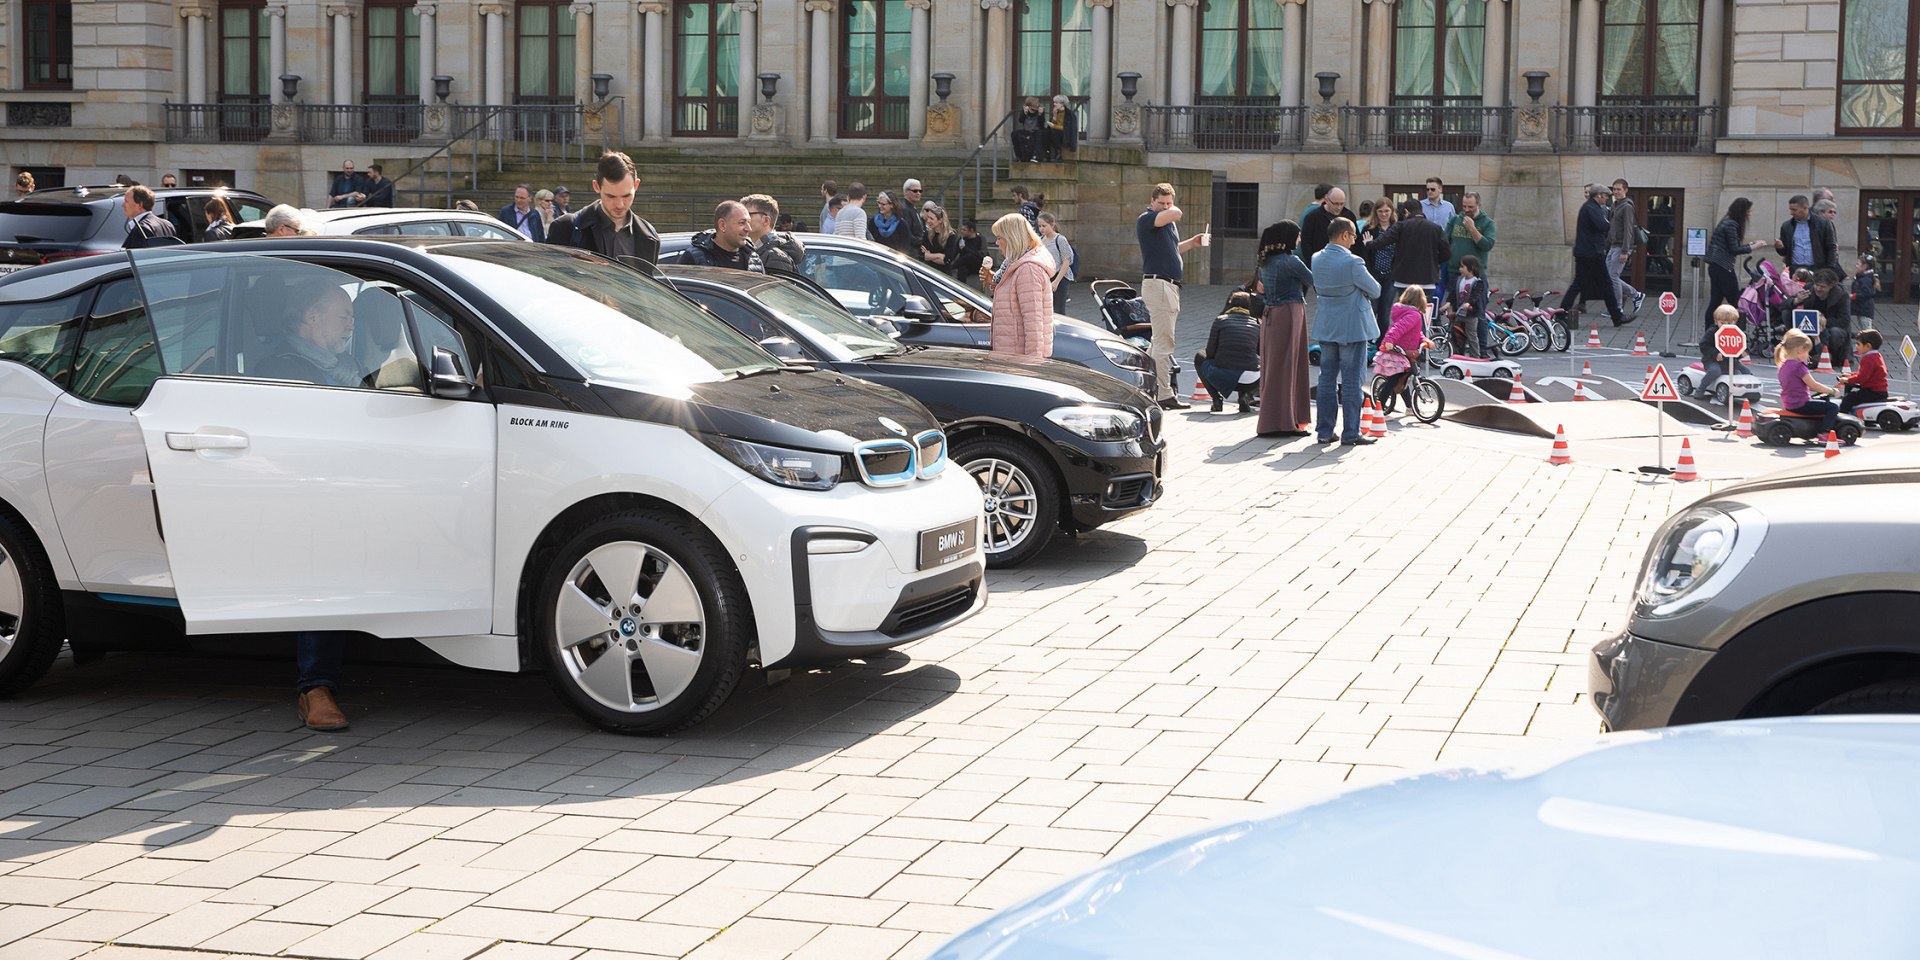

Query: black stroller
1091;279;1180;394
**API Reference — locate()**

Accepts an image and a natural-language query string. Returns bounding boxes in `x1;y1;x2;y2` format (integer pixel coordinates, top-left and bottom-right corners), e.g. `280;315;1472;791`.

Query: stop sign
1659;291;1679;315
1715;325;1747;359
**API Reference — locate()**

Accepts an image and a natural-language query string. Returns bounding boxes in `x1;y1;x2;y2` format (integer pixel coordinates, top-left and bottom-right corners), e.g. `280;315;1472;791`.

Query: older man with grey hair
1560;183;1626;326
261;204;309;238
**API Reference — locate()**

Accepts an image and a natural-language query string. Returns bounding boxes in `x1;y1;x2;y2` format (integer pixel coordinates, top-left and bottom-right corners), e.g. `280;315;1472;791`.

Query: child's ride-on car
1852;397;1920;432
1675;362;1766;407
1752;407;1864;446
1437;354;1523;382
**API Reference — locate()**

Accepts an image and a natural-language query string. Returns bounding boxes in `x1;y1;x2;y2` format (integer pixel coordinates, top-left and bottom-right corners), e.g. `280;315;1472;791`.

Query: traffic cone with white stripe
1547;424;1573;465
1582;360;1593;376
1825;430;1842;458
1631;331;1651;356
1191;378;1210;403
1573;380;1589;402
1366;398;1388;438
1586;326;1602;349
1815;344;1831;372
1673;438;1699;481
1506;373;1527;404
1736;400;1754;439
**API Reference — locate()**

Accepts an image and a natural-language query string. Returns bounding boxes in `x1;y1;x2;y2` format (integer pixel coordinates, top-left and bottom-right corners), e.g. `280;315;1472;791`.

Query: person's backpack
1069;239;1082;280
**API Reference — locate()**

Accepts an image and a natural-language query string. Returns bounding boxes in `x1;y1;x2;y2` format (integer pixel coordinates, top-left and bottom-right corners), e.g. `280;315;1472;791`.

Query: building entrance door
1861;193;1920;304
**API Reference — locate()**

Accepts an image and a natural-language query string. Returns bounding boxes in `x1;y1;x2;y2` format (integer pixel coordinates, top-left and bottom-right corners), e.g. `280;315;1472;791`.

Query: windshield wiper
727;365;790;380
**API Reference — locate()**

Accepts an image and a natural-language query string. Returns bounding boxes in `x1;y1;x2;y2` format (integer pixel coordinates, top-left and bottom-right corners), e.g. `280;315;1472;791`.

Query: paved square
2;360;1708;959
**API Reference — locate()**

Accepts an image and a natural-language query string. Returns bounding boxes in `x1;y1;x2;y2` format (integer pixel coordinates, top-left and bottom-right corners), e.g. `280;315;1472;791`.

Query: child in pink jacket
1372;285;1435;416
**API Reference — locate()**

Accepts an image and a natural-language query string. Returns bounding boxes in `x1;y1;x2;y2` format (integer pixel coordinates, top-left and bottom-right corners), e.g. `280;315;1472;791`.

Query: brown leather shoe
297;688;350;732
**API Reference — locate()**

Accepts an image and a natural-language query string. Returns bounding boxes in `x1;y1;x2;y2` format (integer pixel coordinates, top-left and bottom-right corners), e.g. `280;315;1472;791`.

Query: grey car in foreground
935;717;1920;959
1591;446;1920;731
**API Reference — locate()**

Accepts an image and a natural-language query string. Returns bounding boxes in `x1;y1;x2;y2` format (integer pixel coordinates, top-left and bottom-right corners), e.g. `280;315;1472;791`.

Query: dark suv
0;185;278;275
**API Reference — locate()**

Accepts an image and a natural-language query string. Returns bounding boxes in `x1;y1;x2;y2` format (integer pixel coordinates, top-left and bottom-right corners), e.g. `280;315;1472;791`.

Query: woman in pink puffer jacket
982;212;1056;358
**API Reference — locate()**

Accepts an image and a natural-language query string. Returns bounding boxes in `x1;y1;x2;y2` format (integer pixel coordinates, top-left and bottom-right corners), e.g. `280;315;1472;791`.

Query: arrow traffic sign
1640;364;1682;402
1658;291;1678;316
1715;326;1747;359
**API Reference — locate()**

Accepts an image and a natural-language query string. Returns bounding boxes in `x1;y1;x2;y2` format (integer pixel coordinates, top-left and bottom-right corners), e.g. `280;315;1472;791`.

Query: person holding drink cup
1136;183;1210;410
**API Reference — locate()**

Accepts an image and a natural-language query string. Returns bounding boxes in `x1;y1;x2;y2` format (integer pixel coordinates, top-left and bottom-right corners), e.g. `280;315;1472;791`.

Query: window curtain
519;6;552;97
1394;0;1438;98
1058;0;1091;98
1198;0;1241;99
1652;0;1699;96
1246;0;1285;98
1840;0;1908;127
369;7;397;96
882;0;909;97
1440;0;1485;99
846;3;878;97
678;3;709;97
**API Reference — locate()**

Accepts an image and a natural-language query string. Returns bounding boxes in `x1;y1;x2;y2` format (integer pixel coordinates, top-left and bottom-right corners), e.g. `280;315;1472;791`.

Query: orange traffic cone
1191;378;1210;403
1815;345;1830;372
1506;373;1527;404
1582;360;1593;376
1736;400;1754;439
1631;331;1651;356
1547;424;1573;465
1673;438;1699;481
1366;398;1388;438
1573;381;1589;402
1359;397;1377;436
1825;430;1842;458
1586;326;1602;349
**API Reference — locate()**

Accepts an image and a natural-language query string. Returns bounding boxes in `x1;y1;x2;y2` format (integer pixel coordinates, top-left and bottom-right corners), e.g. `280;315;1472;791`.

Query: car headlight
1046;405;1143;441
702;435;843;491
1098;341;1151;371
1635;506;1765;619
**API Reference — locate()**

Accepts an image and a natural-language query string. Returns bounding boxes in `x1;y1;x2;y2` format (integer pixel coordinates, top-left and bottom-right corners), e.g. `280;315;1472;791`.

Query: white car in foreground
935;717;1920;959
0;239;985;732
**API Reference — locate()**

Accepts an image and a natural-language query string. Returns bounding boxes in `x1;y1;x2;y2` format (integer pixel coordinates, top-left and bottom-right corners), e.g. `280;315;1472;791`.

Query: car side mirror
758;336;809;363
429;346;475;399
900;295;935;321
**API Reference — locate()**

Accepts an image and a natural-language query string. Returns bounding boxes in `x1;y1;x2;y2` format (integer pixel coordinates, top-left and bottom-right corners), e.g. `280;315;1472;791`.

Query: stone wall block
1737;5;1807;32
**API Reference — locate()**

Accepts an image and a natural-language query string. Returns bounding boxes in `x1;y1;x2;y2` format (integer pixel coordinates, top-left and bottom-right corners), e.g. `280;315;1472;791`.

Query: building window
1599;0;1699;104
219;1;269;101
1392;0;1485;107
1217;183;1260;238
365;0;421;101
841;0;911;138
516;0;577;103
1839;0;1918;131
674;0;739;136
23;0;73;90
1014;0;1090;117
1197;0;1284;103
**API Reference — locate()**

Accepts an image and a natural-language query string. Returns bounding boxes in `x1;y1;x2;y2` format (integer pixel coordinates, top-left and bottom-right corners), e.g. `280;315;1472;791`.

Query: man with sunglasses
1420;177;1456;293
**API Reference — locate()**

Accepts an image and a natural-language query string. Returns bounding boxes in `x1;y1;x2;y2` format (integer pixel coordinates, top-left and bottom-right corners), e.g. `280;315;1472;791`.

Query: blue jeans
1315;339;1368;442
296;632;346;693
1789;399;1839;436
1198;358;1252;401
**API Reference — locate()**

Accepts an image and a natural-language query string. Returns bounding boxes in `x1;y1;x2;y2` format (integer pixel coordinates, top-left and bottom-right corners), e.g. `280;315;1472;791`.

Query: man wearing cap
552;186;572;219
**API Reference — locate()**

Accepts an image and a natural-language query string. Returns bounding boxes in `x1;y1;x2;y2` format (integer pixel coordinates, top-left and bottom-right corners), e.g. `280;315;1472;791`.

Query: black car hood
861;348;1146;408
590;367;939;452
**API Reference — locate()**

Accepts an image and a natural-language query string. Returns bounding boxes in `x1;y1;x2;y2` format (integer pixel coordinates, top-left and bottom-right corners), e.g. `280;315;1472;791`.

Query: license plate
917;519;976;570
0;264;29;275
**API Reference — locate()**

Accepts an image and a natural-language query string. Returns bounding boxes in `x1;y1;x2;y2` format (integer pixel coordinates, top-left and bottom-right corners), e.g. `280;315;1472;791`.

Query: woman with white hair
980;212;1055;357
1044;95;1078;161
533;188;556;232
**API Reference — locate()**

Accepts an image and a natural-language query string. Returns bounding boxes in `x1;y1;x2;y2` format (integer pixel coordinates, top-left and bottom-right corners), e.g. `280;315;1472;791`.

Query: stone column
481;3;510;106
641;0;668;138
267;3;289;104
982;0;1009;132
736;1;758;138
1280;0;1305;107
1697;0;1724;105
572;2;594;103
1362;0;1393;105
1572;0;1599;106
907;0;930;139
1088;0;1112;139
329;5;356;104
1167;0;1197;106
1481;0;1507;108
182;6;210;105
806;0;833;142
415;2;437;105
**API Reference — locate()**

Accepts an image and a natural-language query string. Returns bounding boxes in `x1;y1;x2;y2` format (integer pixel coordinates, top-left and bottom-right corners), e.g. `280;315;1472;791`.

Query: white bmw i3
0;239;986;733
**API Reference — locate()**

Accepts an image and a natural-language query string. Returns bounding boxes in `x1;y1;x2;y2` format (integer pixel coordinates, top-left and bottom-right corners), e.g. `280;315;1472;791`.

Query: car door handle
165;431;249;451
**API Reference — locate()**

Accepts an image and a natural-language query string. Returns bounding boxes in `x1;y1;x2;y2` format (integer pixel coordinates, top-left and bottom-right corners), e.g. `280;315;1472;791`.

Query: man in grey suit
1310;218;1382;446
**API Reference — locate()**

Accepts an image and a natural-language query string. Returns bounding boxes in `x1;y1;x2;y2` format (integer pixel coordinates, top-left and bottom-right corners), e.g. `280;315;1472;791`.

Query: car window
397;220;456;237
70;279;164;405
455;220;523;241
227;197;272;225
682;289;777;341
0;291;88;386
799;250;915;317
351;224;401;236
754;282;902;361
161;198;197;242
914;263;993;324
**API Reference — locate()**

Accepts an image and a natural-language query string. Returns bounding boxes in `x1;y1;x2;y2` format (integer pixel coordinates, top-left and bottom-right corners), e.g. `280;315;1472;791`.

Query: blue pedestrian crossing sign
1793;309;1820;336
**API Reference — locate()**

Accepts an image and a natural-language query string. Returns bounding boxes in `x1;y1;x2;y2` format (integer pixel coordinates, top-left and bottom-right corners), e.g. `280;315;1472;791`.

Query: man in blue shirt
1775;194;1839;276
1136;182;1209;409
1420;177;1456;294
1309;218;1381;445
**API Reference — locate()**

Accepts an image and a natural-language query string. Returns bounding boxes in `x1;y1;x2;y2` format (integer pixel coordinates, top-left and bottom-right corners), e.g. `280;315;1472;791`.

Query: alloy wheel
968;458;1039;555
553;541;706;713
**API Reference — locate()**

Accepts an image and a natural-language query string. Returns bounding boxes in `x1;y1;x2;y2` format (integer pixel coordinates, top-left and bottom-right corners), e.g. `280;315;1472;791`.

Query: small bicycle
1370;348;1447;424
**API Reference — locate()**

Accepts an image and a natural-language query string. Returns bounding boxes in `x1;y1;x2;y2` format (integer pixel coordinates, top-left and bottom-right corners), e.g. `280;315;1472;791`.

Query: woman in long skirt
1256;221;1314;437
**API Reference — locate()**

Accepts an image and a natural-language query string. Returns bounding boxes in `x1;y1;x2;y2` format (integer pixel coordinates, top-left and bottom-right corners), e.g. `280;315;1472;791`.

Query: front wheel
1496;327;1529;357
1425;332;1452;367
1549;320;1572;352
1838;423;1863;445
0;513;64;699
1712;383;1731;407
956;437;1060;569
1407;377;1445;423
536;510;749;734
1809;680;1920;715
1676;374;1695;397
1525;319;1551;353
1442;364;1465;380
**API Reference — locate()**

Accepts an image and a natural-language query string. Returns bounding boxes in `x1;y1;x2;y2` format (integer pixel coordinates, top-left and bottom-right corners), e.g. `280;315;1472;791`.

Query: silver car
1591;445;1920;731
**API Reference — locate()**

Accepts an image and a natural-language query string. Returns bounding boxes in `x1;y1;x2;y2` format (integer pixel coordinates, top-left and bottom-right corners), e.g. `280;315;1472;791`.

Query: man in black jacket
121;186;180;248
1376;200;1448;304
1300;187;1357;265
1776;194;1841;276
1193;291;1262;414
1558;183;1626;326
548;151;660;267
682;200;766;273
743;194;804;274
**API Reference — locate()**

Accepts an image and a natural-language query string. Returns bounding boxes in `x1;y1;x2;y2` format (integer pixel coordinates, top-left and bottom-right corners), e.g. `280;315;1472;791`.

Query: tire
1426;333;1451;367
1676;374;1695;397
1712;383;1731;407
0;512;63;699
1759;421;1793;446
535;509;749;734
1879;411;1904;432
1496;329;1528;357
1525;319;1551;353
1550;321;1572;352
1838;423;1863;445
1442;364;1465;380
1809;680;1920;715
955;437;1060;569
1367;374;1387;403
1308;348;1321;367
1408;377;1445;423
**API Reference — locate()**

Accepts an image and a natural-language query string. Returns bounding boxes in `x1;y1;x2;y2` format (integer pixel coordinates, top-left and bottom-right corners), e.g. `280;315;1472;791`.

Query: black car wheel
1809;680;1920;715
954;437;1060;569
0;512;63;698
535;509;748;734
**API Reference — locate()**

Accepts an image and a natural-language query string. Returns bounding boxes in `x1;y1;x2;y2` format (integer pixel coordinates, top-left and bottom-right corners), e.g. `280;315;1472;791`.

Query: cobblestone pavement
1;391;1704;959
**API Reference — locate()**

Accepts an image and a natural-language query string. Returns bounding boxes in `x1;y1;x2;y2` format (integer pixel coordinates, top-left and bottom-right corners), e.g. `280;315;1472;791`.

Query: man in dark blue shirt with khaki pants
1136;182;1209;410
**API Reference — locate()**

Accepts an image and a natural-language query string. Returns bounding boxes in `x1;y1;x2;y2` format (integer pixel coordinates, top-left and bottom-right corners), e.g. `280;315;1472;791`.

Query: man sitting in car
680;200;766;273
260;280;361;386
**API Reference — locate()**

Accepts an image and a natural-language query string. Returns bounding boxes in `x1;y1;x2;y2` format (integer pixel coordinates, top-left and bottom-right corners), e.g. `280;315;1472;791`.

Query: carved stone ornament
802;0;835;12
903;0;931;9
927;103;954;135
637;1;669;14
325;5;357;18
1306;103;1337;138
1165;0;1199;7
265;3;289;18
179;5;213;20
478;3;512;17
751;103;776;133
585;103;607;134
734;0;760;12
1112;103;1138;136
6;102;72;127
570;1;595;15
1516;104;1547;141
270;103;297;132
1085;0;1114;7
411;2;434;15
424;102;451;135
979;0;1012;10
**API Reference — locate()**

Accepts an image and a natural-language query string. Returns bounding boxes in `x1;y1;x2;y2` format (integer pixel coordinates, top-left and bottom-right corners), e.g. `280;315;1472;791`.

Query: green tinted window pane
370;37;396;94
882;32;910;95
1394;26;1435;96
850;0;876;33
715;34;738;95
1441;27;1484;96
1652;24;1698;94
1447;0;1486;28
1202;0;1240;29
1247;28;1284;97
1605;0;1645;26
1398;0;1436;28
520;4;545;34
679;37;708;95
1199;32;1238;98
681;2;708;33
1842;0;1908;82
1020;0;1053;30
1250;1;1284;30
369;7;394;34
715;3;737;33
1017;32;1053;96
1657;0;1699;25
1061;0;1089;29
846;33;876;95
1060;29;1090;96
1841;83;1905;128
1599;24;1645;97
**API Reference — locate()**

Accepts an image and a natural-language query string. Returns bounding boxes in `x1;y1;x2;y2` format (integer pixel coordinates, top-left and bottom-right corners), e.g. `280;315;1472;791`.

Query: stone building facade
7;0;1920;303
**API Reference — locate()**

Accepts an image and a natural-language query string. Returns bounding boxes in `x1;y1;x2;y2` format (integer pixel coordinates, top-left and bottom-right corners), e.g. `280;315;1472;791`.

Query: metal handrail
931;108;1016;227
1550;104;1718;155
1142;103;1305;152
388;105;514;208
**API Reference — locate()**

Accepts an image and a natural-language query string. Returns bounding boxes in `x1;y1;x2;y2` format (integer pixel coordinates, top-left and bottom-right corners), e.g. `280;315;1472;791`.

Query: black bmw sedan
663;265;1165;568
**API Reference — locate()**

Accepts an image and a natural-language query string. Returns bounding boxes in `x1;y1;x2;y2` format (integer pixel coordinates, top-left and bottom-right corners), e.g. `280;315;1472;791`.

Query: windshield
756;282;903;361
435;245;782;387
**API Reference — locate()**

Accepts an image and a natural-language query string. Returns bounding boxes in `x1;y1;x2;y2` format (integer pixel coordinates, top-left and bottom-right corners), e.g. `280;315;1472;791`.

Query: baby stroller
1091;279;1181;394
1736;257;1802;356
